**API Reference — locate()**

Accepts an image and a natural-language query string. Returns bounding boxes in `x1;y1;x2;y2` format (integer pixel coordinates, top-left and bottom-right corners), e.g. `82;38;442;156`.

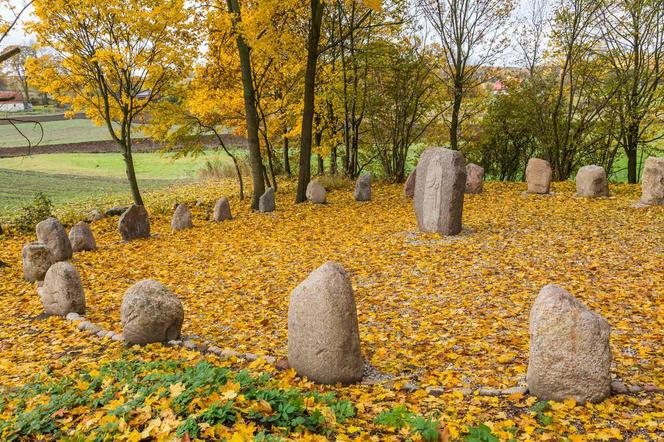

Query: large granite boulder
213;197;233;221
288;261;363;385
413;147;466;236
465;163;484;194
37;261;86;316
36;217;72;262
118;205;150;241
120;280;184;345
69;221;97;252
354;173;372;201
171;204;193;231
527;284;612;403
22;242;54;282
259;188;275;213
404;169;417;198
526;158;552;194
306;181;327;204
640;156;664;205
576;165;609;198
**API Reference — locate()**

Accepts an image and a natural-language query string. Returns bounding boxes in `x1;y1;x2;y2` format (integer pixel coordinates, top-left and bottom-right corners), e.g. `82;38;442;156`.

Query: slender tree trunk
330;145;337;175
295;0;324;203
227;0;265;209
626;146;638;184
283;134;291;176
123;145;143;206
450;80;462;150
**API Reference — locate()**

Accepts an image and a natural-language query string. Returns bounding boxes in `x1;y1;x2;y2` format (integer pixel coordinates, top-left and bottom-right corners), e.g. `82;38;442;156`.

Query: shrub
13;192;53;232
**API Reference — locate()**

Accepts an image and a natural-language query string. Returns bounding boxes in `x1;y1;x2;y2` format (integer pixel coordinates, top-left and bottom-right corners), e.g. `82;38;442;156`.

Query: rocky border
62;312;662;399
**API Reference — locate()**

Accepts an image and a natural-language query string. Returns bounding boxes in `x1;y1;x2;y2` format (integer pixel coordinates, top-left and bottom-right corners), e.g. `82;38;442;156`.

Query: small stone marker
213;197;233;221
69;221;97;252
118;205;150;241
36;217;72;262
576;165;608;198
120;279;184;345
37;261;86;316
354;173;371;201
404;169;416;198
306;180;327;204
525;158;552;194
87;209;105;222
413;147;466;236
527;284;612;403
22;242;54;282
288;261;363;385
640;156;664;205
465;163;484;194
171;204;193;231
105;206;129;216
259;188;275;212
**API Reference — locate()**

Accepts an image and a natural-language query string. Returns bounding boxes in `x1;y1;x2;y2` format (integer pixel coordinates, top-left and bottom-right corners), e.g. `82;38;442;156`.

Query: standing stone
69;221;97;252
576;165;609;198
527;284;612;403
36;217;72;262
121;279;184;345
22;242;54;282
87;209;105;222
404;169;417;198
306;180;327;204
288;261;363;385
354;173;372;201
413;147;466;236
640;156;664;205
118;205;150;241
259;188;275;213
171;204;193;231
106;206;130;216
465;163;484;194
213;197;233;221
526;158;552;194
37;261;85;316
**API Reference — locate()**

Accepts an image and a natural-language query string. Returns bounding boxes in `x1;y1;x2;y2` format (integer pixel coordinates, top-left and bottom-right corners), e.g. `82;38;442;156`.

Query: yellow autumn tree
27;0;194;206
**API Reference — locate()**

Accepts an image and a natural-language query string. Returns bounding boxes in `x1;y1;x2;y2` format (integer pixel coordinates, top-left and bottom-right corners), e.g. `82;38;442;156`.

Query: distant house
0;91;32;111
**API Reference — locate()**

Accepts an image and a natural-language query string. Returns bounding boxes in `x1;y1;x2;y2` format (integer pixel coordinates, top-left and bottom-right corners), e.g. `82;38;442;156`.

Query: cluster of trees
20;0;663;207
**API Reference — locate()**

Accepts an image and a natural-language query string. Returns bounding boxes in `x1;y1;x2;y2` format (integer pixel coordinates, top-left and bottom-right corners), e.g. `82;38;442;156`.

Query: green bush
13;192;53;232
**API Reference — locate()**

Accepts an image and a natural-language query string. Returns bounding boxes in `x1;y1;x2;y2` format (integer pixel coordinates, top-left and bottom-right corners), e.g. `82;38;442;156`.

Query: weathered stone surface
288;261;363;385
87;209;105;222
213;197;233;221
22;242;54;282
69;221;97;252
306;180;327;204
118;205;150;241
404;169;417;198
259;188;275;213
36;217;72;262
640;156;664;205
121;279;184;345
413;147;466;236
354;173;372;201
527;284;612;403
465;163;484;194
106;206;130;216
576;165;609;198
526;158;552;194
37;261;85;316
171;204;193;231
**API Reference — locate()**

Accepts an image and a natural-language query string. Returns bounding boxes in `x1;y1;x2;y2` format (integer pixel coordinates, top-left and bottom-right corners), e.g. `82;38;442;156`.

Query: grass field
0;119;145;147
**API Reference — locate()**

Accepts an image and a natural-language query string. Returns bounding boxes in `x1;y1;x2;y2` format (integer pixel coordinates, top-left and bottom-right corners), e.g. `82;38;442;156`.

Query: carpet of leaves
0;179;662;441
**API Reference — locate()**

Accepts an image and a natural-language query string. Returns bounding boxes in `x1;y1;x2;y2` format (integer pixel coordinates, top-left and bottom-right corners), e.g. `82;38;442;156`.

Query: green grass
0;119;145;147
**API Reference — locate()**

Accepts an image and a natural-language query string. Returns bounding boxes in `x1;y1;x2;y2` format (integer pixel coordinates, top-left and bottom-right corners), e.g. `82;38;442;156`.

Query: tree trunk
626;146;638;184
295;0;324;203
283;134;291;176
450;81;462;150
330;145;337;175
122;145;143;206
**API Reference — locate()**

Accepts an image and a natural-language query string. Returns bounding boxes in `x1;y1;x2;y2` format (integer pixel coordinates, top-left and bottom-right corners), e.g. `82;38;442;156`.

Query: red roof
0;91;25;103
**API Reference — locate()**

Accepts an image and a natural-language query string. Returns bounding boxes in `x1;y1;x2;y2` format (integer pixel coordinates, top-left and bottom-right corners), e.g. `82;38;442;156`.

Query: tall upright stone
22;242;54;282
259;188;275;213
413;147;466;236
527;284;612;403
354;173;371;201
121;280;184;344
306;180;327;204
118;205;150;241
640;156;664;206
36;217;72;262
69;221;97;252
404;169;417;198
465;163;484;194
213;197;233;221
171;204;193;231
576;165;609;198
38;261;86;316
288;261;363;385
525;158;552;194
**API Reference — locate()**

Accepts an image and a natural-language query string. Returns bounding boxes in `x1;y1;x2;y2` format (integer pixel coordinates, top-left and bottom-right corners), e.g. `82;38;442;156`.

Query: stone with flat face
526;158;552;194
36;217;72;262
576;165;608;197
465;163;484;194
413;147;466;236
69;221;97;252
259;188;275;212
171;204;193;231
22;242;54;282
38;261;85;316
118;205;150;241
306;180;327;204
640;156;664;205
354;173;371;201
213;197;233;221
